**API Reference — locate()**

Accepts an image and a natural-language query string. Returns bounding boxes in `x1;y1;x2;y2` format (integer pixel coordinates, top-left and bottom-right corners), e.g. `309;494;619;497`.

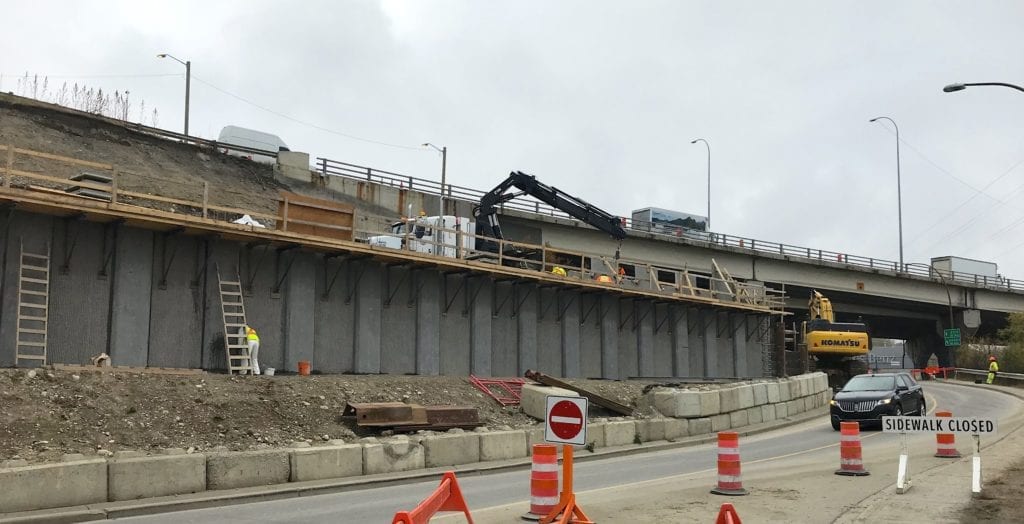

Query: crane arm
473;171;627;242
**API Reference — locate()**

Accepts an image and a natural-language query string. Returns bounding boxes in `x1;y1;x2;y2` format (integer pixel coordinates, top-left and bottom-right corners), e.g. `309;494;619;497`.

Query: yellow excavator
802;290;871;388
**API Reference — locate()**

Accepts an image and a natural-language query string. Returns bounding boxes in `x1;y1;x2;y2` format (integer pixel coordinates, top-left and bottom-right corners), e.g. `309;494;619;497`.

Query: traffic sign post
540;396;593;524
944;328;961;347
883;415;996;496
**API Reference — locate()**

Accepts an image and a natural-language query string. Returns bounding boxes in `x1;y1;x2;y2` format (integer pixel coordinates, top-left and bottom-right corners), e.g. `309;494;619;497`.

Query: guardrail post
320;157;327;178
366;167;372;181
4;144;12;188
110;169;119;204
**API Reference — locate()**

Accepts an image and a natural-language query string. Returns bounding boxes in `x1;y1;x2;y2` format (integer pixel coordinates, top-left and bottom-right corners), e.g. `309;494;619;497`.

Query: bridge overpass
316;157;1024;368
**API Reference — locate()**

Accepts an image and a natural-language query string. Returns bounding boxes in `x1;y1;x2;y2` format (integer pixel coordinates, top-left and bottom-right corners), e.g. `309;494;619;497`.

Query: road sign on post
944;328;961;347
544;396;588;446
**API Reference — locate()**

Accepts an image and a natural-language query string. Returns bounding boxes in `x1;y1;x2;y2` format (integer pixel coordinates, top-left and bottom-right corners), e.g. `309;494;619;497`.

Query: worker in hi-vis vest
245;325;261;375
987;355;999;385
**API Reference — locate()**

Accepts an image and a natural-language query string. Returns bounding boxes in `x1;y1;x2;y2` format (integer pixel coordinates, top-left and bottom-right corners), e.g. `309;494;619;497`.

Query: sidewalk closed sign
882;416;997;435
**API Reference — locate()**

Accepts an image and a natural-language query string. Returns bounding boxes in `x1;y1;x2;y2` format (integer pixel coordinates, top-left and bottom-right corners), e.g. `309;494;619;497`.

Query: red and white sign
544;395;588;446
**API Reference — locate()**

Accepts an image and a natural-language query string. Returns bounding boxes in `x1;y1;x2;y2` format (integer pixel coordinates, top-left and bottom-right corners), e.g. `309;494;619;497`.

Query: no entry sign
545;395;588;446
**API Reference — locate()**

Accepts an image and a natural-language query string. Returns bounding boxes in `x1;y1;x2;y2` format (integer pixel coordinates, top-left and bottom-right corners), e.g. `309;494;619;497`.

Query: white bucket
264;367;275;376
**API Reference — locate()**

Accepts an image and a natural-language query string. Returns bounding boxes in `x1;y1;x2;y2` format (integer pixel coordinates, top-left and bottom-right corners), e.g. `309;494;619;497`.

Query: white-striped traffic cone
521;444;559;520
934;411;961;458
711;431;748;496
835;421;870;476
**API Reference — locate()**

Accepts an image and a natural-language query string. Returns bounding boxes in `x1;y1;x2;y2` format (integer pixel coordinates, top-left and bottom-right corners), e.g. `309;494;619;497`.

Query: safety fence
314;156;1024;293
952;367;1024;384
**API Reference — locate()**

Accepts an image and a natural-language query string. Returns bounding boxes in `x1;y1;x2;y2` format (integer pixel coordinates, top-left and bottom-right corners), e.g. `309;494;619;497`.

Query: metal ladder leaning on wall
216;264;253;375
16;241;50;367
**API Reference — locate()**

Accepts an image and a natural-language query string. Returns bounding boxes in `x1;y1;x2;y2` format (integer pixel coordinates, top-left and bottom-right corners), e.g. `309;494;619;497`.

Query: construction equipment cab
801;290;871;389
367;214;474;258
472;171;627;258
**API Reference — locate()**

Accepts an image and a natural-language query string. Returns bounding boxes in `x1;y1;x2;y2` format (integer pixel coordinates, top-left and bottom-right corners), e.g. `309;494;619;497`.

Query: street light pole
869;117;903;271
422;143;447;217
690;138;711;230
157;53;191;136
943;82;1024;94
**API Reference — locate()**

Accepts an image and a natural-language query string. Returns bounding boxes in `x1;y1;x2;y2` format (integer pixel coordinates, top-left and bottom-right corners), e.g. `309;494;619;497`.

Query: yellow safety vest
246;327;259;342
989;361;999;373
551;266;567;276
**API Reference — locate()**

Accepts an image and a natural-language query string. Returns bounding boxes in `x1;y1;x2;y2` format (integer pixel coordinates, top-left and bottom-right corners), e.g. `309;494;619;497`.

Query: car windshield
843;376;895;392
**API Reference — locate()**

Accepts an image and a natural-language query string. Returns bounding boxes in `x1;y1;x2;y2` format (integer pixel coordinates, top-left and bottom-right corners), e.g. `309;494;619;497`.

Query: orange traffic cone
715;503;743;524
835;422;870;476
934;411;961;458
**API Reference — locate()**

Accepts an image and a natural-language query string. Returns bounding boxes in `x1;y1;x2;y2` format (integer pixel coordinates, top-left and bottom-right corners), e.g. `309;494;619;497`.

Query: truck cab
368;215;475;258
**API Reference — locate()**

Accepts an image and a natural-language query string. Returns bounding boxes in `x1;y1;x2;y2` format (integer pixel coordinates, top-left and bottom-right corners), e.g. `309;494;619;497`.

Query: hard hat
419;210;427;216
989;356;997;362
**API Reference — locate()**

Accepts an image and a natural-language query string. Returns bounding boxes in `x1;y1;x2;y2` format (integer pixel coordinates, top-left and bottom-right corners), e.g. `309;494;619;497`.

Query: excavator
472;171;627;266
801;290;871;388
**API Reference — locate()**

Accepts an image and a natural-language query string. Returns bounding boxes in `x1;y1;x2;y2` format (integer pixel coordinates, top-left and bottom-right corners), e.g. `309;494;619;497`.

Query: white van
217;125;289;164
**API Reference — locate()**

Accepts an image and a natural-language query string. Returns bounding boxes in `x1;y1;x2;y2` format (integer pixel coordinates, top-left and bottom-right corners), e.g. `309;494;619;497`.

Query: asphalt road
113;382;1019;523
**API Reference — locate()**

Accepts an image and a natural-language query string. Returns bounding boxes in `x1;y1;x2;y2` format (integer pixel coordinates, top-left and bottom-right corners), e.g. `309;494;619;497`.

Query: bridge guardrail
953;367;1024;383
315;156;1024;293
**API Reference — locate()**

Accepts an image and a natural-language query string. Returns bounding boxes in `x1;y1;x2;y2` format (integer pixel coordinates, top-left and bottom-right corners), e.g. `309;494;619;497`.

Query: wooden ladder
216;265;252;375
16;241;50;367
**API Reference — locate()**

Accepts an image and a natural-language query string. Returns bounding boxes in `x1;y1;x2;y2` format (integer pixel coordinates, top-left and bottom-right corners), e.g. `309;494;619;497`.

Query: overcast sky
3;1;1024;279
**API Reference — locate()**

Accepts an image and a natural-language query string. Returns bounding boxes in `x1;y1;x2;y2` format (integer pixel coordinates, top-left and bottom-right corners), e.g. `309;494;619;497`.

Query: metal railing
953;368;1024;383
316;155;1024;293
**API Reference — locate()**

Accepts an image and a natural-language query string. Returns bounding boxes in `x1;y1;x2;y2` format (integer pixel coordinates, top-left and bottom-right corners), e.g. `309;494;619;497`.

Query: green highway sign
944;328;961;347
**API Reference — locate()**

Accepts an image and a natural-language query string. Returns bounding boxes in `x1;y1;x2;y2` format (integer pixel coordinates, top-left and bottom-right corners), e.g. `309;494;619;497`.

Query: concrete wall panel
314;256;355;373
517;283;538;374
354;261;383;373
284;252;316;372
561;290;581;378
49;220;112;365
617;299;639;379
109;227;153;367
491;281;518;376
470;277;492;376
415;269;441;375
600;295;619;379
672;306;690;377
238;245;286;372
440;274;471;375
580;294;602;378
381;265;415;374
148;235;203;369
537;288;562;376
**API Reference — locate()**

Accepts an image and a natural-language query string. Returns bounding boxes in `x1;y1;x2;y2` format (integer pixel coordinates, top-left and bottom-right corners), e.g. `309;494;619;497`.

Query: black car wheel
918;399;926;416
832;419;840;431
894;405;903;417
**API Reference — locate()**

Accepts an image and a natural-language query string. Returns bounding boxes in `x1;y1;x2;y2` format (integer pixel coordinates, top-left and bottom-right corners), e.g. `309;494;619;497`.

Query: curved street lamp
943;82;1024;94
690;138;711;230
157;53;191;136
869;117;903;271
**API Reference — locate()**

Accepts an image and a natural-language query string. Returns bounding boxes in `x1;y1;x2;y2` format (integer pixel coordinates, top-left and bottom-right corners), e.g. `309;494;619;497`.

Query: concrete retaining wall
108;453;206;501
0;458;107;513
207;450;291;490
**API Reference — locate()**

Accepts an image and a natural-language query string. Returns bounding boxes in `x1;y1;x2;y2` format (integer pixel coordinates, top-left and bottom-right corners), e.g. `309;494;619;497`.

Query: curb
0;407;828;523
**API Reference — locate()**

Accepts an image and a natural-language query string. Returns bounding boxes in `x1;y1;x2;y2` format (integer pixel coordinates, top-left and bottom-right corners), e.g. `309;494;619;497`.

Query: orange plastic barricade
711;432;748;495
392;471;474;524
715;503;743;524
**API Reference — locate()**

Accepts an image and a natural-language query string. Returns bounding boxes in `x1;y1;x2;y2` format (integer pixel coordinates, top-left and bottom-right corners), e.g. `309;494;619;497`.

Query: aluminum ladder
216;265;252;374
16;241;50;367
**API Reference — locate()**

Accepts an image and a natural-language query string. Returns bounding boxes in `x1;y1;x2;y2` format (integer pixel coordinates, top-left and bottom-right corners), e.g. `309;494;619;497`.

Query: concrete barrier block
290;444;363;482
746;406;763;425
0;459;107;512
479;430;528;461
635;419;666;443
109;453;206;501
752;384;768;406
710;414;732;432
525;427;546;451
804;396;815;411
766;382;781;403
207;450;289;490
699;390;721;416
789;380;801;400
421;433;480;467
664;418;688;441
737;385;755;409
689;417;713;436
813;373;828;393
775;402;789;419
719;387;739;413
363;437;425;475
787;399;802;415
798;375;811;397
603;420;637;446
778;380;792;401
660;390;702;417
585;422;606;449
521;383;579;420
761;404;777;422
729;409;749;428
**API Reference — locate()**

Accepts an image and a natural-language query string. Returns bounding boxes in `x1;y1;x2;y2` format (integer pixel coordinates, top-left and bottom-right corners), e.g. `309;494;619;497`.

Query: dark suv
829;372;925;430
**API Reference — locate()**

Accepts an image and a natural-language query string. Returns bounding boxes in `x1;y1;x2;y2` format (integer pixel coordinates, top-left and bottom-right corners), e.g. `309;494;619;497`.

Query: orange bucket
298;360;311;376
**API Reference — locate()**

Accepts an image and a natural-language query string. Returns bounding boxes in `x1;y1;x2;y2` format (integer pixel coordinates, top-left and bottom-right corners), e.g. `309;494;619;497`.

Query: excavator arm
473;171;627;247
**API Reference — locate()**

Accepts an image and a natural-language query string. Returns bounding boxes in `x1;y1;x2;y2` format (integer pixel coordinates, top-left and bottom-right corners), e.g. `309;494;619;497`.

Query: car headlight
876;398;892;405
829;399;837;406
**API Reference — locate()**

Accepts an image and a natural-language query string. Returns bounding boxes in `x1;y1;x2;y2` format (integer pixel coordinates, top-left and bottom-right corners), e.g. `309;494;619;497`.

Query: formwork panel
110;227;153;367
0;212;54;366
48;220;112;365
381;265;415;375
148;235;203;369
537;287;562;377
490;281;518;377
314;256;355;373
